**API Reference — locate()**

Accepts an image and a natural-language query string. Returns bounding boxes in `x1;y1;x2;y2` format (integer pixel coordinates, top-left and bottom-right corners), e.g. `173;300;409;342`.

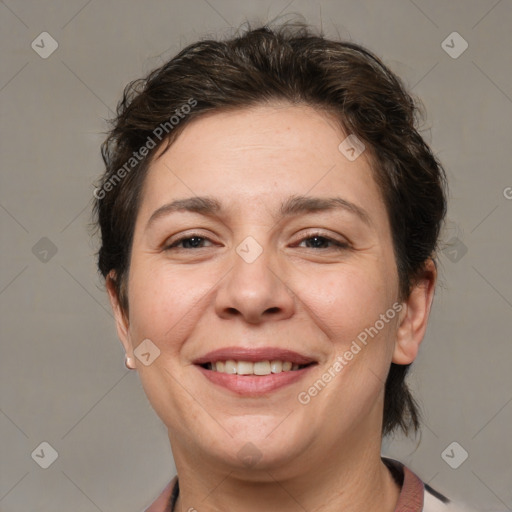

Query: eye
165;234;215;250
295;232;349;250
164;232;349;251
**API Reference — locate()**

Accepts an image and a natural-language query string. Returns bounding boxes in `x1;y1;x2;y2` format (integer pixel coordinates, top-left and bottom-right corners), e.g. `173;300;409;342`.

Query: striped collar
382;457;425;511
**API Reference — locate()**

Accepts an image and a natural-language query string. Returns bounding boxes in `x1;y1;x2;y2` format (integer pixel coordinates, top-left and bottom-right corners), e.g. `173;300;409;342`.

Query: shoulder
423;485;478;511
142;475;177;512
383;457;478;512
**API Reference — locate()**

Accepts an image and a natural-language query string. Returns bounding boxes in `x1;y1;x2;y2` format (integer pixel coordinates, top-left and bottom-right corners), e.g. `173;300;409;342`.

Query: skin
107;102;436;511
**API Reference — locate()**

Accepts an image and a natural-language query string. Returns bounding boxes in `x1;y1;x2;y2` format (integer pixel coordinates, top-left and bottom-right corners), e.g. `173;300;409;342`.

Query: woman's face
109;103;424;474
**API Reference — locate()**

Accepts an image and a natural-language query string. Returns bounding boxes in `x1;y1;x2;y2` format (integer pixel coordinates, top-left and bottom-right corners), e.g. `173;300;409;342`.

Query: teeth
209;360;305;375
224;360;237;374
254;361;271;375
237;361;253;375
270;360;282;373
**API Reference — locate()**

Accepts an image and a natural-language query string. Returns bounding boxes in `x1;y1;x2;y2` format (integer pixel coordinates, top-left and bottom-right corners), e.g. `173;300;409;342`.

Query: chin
204;425;308;472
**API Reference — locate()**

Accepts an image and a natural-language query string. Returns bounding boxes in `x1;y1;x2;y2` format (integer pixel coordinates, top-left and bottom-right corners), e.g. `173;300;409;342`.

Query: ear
393;259;437;365
106;271;136;369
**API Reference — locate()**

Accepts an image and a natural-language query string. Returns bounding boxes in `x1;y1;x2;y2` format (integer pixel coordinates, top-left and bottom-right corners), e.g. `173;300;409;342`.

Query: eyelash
165;232;349;251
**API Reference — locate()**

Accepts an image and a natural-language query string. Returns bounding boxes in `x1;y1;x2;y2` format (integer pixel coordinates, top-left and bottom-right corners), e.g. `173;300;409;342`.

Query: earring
124;355;136;370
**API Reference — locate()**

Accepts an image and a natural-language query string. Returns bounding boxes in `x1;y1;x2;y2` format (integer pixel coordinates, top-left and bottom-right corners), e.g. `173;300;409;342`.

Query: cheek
295;263;400;400
126;262;221;351
295;262;397;342
126;252;399;354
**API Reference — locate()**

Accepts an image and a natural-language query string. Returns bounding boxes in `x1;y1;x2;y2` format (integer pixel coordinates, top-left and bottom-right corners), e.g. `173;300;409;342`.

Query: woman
93;22;475;512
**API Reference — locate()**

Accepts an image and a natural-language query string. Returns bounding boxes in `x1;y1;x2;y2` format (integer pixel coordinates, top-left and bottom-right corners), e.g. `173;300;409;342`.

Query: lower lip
196;365;316;395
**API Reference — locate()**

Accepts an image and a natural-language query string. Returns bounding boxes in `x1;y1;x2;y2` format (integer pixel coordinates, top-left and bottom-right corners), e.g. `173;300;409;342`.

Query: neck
169;423;400;512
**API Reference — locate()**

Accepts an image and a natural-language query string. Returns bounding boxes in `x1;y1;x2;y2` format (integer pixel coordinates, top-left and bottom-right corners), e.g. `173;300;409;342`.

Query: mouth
198;360;315;375
193;347;318;395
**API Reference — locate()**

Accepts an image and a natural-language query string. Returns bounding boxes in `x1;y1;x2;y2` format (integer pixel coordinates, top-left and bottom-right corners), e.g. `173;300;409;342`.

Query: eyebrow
145;194;372;230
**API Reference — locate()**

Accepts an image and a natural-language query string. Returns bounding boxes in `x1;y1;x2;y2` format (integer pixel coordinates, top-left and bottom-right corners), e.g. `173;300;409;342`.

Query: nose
214;243;295;324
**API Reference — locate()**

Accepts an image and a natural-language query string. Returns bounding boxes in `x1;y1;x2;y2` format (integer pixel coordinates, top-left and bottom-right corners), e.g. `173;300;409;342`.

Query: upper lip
193;347;317;365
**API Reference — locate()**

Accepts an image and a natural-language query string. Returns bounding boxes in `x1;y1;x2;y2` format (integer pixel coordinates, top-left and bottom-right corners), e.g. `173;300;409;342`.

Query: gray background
1;1;511;511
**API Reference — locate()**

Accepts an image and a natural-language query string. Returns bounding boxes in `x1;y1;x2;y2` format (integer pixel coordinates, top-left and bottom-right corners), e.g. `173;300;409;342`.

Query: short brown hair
93;21;447;437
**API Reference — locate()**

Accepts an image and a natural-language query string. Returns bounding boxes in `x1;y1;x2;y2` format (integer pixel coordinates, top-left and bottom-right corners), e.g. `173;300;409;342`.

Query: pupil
308;236;325;248
187;237;202;248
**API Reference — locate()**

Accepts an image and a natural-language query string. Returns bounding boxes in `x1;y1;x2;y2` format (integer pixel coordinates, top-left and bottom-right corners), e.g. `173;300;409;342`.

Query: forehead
136;103;387;226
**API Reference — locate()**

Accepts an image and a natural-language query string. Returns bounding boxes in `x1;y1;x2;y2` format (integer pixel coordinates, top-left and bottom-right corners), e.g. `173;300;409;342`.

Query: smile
196;361;317;395
201;360;313;375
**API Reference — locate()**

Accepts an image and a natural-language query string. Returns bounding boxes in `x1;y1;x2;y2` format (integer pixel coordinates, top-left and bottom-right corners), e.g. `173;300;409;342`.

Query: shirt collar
383;457;425;512
146;457;425;512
